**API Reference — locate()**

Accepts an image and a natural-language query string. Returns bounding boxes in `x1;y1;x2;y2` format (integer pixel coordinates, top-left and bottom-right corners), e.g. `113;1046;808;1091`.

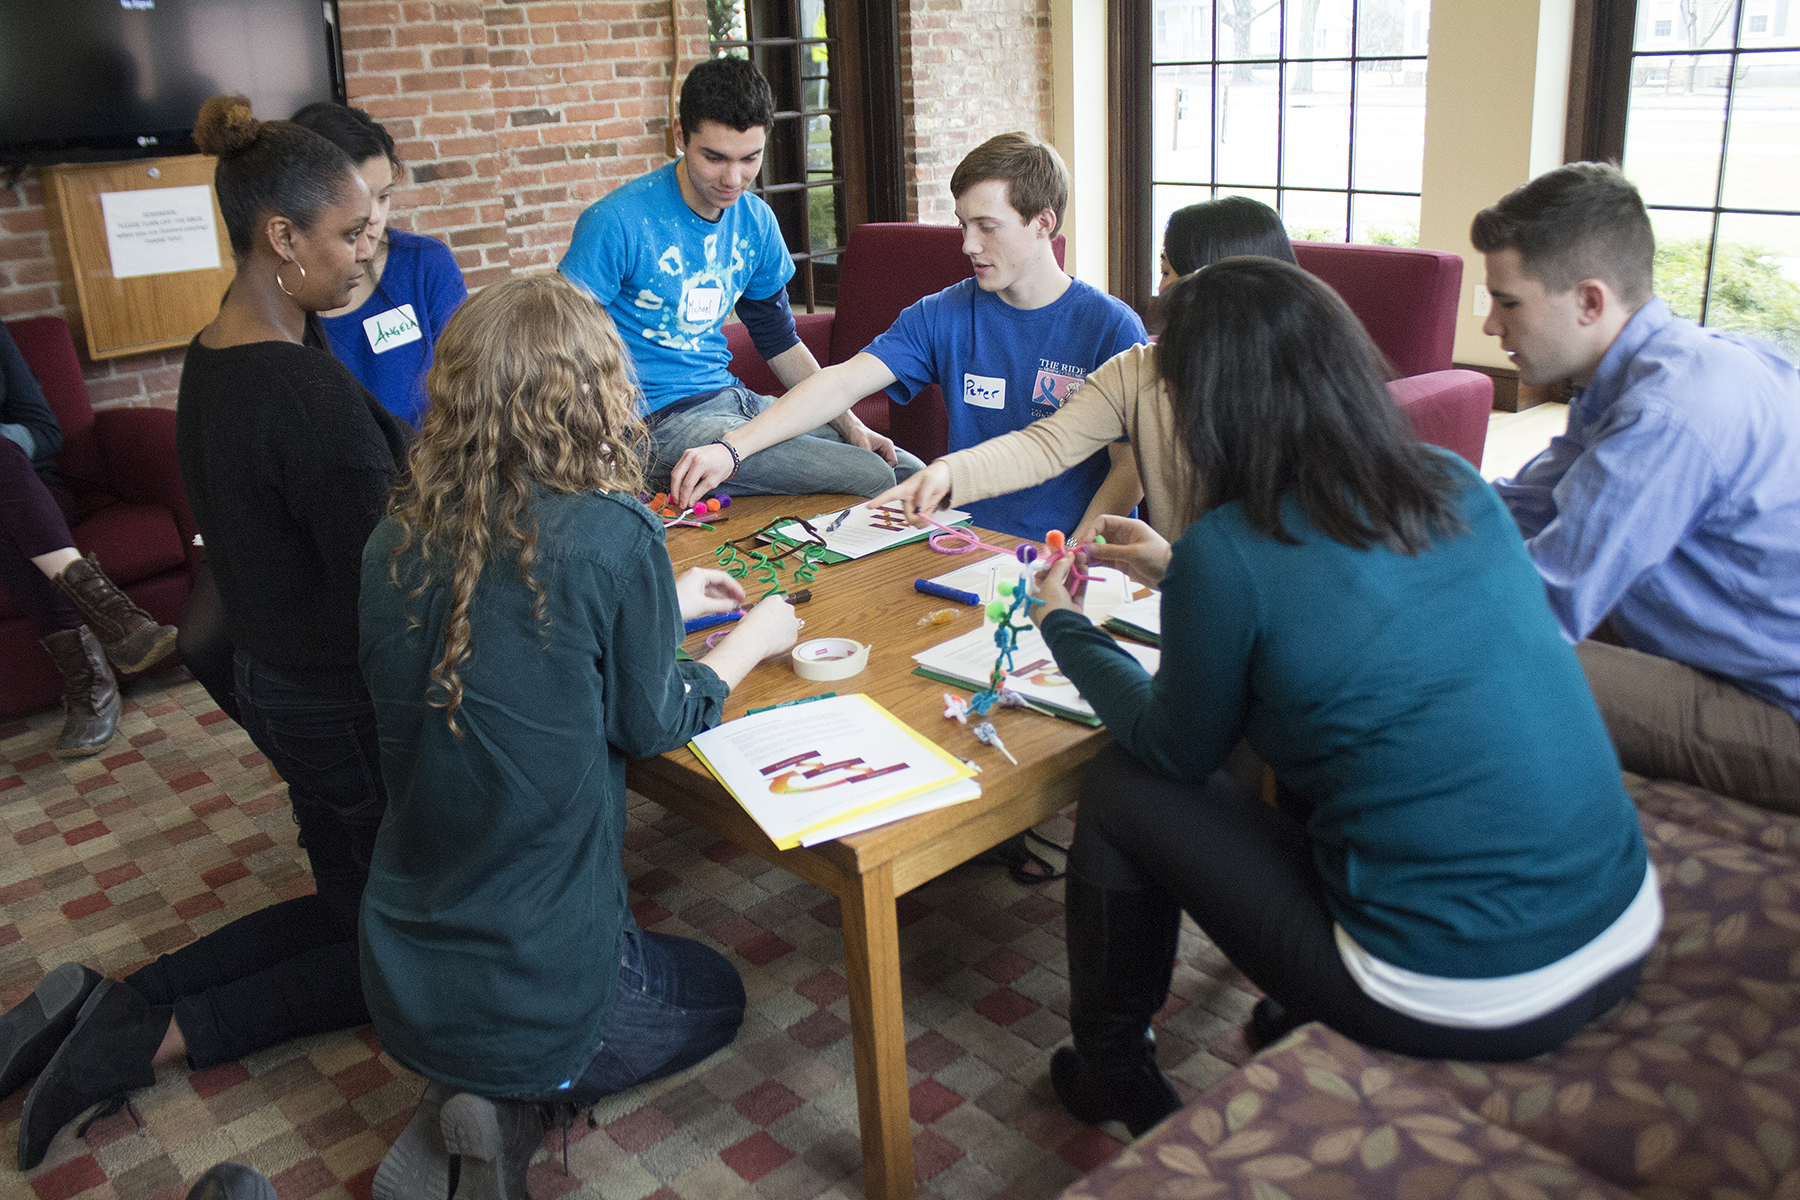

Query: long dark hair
1164;196;1296;276
290;101;402;174
1157;258;1464;553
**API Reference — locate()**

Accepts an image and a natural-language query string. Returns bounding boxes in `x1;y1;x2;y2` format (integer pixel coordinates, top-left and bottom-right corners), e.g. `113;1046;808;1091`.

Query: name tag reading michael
683;284;724;324
363;305;422;354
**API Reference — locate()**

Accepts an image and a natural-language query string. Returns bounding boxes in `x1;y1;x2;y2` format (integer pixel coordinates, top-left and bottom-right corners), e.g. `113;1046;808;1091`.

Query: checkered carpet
0;671;1259;1200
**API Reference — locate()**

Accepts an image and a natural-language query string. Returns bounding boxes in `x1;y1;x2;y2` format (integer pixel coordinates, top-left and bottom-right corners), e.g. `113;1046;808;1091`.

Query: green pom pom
1093;535;1106;545
996;580;1015;597
985;600;1007;621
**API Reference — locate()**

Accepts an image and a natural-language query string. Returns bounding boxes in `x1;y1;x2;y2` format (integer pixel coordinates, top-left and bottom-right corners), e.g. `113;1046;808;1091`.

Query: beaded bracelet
711;438;742;479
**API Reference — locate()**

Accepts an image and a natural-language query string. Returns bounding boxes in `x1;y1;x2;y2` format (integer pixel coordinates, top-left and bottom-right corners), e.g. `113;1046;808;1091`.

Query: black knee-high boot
1050;874;1184;1138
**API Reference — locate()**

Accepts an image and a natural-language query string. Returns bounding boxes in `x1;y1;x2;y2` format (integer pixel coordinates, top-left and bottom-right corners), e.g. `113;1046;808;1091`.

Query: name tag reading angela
363;305;422;354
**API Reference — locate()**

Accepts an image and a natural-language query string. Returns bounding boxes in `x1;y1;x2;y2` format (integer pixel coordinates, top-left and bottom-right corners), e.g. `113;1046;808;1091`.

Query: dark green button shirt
358;491;728;1095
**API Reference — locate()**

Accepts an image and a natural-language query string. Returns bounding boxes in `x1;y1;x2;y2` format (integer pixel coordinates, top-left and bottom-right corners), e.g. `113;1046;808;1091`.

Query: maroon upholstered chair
1291;242;1489;469
724;222;1065;462
1292;241;1463;377
1;316;199;719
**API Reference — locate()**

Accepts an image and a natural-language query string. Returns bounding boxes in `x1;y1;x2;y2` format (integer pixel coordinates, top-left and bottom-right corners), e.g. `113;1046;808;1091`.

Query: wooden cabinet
41;155;234;360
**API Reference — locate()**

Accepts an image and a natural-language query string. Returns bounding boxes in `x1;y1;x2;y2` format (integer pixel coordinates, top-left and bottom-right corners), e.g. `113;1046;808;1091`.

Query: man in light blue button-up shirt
1471;163;1800;813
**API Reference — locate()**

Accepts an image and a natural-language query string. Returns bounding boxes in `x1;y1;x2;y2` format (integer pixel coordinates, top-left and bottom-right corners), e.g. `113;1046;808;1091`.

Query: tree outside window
1620;0;1800;356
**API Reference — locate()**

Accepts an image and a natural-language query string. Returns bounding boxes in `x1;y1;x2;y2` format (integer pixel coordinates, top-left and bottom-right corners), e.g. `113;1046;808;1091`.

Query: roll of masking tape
791;637;871;681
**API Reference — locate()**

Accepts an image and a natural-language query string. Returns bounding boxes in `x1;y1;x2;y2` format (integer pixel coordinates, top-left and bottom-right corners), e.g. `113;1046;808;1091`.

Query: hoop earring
275;259;306;297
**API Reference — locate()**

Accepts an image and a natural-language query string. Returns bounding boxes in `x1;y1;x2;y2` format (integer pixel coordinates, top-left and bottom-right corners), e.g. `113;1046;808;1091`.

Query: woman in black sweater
0;94;408;1170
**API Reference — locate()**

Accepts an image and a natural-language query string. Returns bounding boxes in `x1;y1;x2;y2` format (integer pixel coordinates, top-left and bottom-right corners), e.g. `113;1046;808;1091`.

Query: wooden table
627;495;1114;1200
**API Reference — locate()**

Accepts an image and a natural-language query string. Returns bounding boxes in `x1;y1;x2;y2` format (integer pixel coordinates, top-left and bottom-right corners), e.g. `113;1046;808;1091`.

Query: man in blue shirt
667;132;1149;541
1473;163;1800;812
558;57;916;499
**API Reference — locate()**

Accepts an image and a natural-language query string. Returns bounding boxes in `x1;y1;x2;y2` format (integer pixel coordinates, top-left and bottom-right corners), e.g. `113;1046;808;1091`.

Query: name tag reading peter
363;305;422;354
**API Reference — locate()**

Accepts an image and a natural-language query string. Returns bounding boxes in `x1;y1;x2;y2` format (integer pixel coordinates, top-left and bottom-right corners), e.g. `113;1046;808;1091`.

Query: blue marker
914;578;982;606
684;610;745;634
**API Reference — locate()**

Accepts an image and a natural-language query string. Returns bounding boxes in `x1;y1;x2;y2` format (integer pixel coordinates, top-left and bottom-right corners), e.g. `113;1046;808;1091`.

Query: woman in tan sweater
874;196;1295;543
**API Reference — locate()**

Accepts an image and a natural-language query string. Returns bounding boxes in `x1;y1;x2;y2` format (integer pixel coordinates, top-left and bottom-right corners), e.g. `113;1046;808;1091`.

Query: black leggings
1071;744;1644;1062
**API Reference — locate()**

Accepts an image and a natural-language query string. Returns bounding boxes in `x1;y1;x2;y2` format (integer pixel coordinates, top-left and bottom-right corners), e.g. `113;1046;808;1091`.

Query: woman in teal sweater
357;275;797;1200
1034;259;1658;1138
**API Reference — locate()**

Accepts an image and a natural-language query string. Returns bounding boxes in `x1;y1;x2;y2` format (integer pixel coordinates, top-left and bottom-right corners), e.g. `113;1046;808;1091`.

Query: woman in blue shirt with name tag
292;103;467;428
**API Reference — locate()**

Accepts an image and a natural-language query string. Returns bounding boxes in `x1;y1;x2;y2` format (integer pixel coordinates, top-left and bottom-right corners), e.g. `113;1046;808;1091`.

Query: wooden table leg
839;860;914;1200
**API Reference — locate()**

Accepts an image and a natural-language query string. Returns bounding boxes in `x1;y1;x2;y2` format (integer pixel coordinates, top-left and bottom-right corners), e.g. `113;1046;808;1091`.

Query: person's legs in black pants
1055;745;1647;1130
125;654;385;1065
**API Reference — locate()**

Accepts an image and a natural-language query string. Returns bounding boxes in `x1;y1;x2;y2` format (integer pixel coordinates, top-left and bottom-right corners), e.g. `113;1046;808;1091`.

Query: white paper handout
912;624;1161;722
926;556;1141;624
765;502;974;560
1104;591;1162;640
688;694;979;849
100;186;222;279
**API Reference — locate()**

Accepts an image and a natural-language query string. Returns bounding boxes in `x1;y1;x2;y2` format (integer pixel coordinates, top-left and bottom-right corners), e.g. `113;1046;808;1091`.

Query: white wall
1049;0;1110;287
1418;0;1576;368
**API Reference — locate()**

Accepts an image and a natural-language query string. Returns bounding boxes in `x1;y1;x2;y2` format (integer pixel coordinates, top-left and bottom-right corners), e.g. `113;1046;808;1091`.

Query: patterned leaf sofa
1063;776;1800;1200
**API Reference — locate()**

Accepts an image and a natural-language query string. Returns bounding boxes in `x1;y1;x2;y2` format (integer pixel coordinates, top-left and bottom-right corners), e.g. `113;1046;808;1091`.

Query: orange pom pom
706;498;721;512
651;493;668;508
1045;530;1066;553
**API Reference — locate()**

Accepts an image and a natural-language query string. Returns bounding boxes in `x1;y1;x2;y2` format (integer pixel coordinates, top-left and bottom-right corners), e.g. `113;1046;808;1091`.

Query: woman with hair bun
0;94;409;1171
291;102;467;428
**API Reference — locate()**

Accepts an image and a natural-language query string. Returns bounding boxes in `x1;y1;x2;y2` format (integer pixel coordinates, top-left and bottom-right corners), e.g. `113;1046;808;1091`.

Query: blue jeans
127;655;387;1067
551;928;746;1105
647;386;925;499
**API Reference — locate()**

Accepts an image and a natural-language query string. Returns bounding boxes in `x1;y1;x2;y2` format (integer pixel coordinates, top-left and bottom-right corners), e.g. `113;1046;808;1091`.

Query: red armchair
725;226;1489;472
1;316;199;719
1293;241;1491;469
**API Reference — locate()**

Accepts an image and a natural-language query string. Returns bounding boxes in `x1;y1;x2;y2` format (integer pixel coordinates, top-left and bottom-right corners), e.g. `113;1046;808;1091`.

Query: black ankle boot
1245;997;1301;1052
18;980;170;1170
0;964;103;1099
1050;875;1184;1138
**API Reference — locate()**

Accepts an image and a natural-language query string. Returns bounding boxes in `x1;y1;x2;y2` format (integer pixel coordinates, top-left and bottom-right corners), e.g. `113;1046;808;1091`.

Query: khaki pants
1576;640;1800;814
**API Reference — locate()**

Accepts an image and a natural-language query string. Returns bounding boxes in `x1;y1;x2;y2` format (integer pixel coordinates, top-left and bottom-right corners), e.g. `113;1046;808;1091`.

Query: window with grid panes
1147;0;1430;292
1616;0;1800;359
709;0;854;309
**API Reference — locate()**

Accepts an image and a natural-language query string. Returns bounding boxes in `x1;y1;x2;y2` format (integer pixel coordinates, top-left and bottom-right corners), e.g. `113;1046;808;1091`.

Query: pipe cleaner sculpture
930;519;1101;764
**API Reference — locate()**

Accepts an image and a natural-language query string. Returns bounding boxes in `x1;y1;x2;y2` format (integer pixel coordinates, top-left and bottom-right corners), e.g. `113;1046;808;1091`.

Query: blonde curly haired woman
358;274;797;1200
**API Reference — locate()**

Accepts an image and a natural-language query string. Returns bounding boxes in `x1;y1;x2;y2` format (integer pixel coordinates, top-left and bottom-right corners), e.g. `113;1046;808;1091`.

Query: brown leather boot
38;628;120;759
52;554;177;674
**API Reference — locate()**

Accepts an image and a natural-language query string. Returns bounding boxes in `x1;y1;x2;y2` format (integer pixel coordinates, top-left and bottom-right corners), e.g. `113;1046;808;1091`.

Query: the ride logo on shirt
1032;360;1088;413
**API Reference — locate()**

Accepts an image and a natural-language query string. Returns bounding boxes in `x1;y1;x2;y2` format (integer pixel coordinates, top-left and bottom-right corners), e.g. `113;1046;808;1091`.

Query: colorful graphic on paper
760;750;909;794
867;503;912;531
1006;657;1073;689
1032;360;1087;412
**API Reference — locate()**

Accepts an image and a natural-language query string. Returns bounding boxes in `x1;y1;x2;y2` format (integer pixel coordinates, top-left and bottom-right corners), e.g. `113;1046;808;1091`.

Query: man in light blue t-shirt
558;57;917;498
669;132;1148;542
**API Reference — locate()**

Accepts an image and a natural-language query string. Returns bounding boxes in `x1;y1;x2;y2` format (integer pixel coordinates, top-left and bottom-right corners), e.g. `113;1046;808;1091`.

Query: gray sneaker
374;1082;453;1200
439;1092;544;1200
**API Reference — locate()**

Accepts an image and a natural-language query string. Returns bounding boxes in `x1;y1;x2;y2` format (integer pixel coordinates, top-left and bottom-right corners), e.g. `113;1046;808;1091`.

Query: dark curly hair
678;55;775;137
193;94;359;256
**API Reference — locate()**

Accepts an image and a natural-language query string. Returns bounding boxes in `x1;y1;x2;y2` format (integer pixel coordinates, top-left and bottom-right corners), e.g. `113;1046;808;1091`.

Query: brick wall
0;0;1050;409
899;0;1055;224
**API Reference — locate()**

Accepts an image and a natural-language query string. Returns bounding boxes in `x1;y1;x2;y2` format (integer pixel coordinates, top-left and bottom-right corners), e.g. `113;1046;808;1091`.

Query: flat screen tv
0;0;345;165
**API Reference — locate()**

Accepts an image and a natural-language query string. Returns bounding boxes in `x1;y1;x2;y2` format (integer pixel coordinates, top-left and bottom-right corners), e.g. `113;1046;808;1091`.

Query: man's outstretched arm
668;351;899;507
